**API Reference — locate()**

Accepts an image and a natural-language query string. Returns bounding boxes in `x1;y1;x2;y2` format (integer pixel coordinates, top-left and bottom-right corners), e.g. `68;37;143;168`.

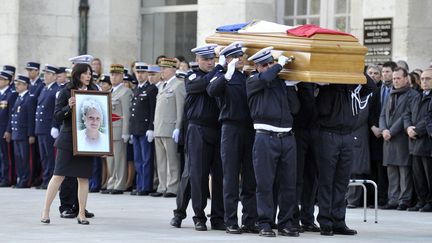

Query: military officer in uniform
207;41;257;234
102;64;133;194
0;71;18;187
129;62;158;195
5;74;37;188
3;65;16;91
246;47;300;237
175;44;225;231
35;64;60;189
26;62;44;98
152;58;186;197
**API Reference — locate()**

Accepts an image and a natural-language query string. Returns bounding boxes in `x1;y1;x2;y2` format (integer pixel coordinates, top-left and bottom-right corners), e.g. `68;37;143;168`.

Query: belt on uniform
256;129;293;138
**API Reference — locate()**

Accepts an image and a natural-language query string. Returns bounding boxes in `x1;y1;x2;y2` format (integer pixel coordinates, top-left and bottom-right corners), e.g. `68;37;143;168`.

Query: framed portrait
72;90;113;156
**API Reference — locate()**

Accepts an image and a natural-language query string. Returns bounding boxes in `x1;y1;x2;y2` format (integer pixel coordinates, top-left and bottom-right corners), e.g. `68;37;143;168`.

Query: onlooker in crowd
0;71;18;187
102;64;132;194
368;61;396;206
380;67;418;210
404;68;432;212
34;64;60;189
152;58;185;197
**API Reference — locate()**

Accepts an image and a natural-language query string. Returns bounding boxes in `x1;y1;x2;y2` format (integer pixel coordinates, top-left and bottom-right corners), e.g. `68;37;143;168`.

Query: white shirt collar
112;83;123;93
163;76;176;87
19;90;28;97
46;82;55;89
138;81;148;88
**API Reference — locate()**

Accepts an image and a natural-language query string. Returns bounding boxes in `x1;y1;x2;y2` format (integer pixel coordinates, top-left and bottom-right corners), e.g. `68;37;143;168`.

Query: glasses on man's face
420;77;432;81
259;61;274;68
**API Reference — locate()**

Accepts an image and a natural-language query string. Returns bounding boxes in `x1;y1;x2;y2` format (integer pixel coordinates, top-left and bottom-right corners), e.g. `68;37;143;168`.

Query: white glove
172;129;180;143
217;55;226;66
284;80;300;86
278;55;289;66
122;134;130;143
224;58;238;81
129;135;134;144
146;130;154;143
50;127;59;139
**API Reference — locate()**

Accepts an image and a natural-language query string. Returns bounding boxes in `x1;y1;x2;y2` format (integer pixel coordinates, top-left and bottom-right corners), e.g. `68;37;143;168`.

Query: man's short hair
367;64;382;73
393;67;408;77
382;61;398;71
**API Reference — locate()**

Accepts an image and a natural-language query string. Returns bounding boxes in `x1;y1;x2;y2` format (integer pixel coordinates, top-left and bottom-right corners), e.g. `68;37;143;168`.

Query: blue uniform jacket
207;68;253;126
185;65;223;128
29;78;44;98
0;87;18;133
35;82;61;135
7;91;37;140
246;64;299;128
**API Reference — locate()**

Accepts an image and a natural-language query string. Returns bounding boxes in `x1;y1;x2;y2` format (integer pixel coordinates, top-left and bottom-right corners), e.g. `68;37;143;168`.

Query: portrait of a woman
77;98;109;152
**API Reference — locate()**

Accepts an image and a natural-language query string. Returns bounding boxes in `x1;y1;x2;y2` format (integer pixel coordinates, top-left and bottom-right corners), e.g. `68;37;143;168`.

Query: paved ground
0;187;431;243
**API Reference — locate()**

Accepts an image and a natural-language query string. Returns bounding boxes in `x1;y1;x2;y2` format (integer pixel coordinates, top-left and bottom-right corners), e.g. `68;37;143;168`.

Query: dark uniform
0;72;18;187
129;80;158;194
29;77;44;98
35;82;60;188
7;77;37;188
208;65;256;230
316;76;375;235
186;64;225;229
246;63;300;235
292;83;320;231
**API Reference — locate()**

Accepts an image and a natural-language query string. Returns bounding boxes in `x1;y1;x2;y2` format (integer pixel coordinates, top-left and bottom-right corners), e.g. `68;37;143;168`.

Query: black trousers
317;131;354;228
412;156;432;204
173;153;191;220
59;176;78;213
221;124;256;227
293;127;319;226
253;131;296;230
188;124;224;225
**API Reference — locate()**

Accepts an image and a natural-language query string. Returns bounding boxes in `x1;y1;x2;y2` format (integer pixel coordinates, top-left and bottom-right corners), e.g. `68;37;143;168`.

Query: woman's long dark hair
66;63;95;90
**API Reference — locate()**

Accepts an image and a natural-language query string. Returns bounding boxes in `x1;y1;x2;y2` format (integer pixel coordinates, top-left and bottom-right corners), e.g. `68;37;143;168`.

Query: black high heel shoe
41;218;50;224
77;218;90;225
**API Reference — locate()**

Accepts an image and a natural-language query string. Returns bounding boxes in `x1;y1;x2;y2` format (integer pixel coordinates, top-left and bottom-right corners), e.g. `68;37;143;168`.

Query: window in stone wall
278;0;351;33
140;1;197;64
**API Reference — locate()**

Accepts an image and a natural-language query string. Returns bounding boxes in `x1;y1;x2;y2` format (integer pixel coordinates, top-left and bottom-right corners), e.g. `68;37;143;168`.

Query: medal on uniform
0;101;7;109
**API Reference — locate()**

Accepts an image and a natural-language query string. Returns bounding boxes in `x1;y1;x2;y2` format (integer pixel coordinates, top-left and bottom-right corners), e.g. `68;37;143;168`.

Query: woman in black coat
41;63;98;225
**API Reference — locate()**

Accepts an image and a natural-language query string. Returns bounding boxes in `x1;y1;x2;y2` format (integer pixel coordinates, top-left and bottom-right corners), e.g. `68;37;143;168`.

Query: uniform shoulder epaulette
188;72;197;81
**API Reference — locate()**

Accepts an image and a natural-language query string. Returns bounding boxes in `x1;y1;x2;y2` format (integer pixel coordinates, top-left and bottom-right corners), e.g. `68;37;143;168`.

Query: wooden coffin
206;32;368;84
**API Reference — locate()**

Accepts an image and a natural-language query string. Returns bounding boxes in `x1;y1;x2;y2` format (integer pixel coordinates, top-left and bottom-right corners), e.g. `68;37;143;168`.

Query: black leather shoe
40;218;50;224
137;191;150;196
320;226;334;236
150;192;163;197
407;204;424;211
85;210;95;218
241;224;259;234
0;181;10;187
194;221;207;231
259;229;276;237
211;223;226;231
397;204;408;211
110;190;124;195
347;204;358;209
170;216;182;228
130;190;137;195
333;226;357;235
278;227;300;237
89;188;100;193
379;203;398;210
163;192;176;198
420;203;432;212
302;223;320;232
77;218;90;225
60;209;77;219
226;225;242;234
100;189;112;194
